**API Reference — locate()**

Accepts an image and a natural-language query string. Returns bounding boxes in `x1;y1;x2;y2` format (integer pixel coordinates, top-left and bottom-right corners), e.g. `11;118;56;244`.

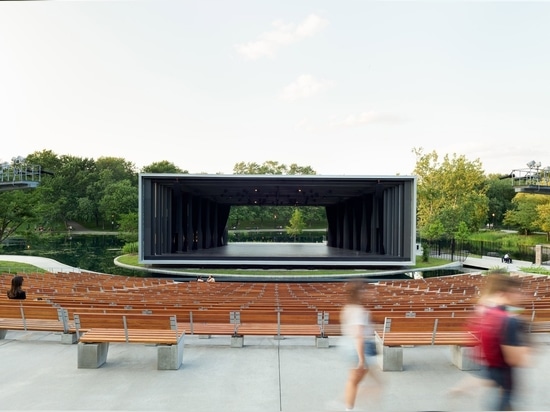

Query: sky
1;0;549;177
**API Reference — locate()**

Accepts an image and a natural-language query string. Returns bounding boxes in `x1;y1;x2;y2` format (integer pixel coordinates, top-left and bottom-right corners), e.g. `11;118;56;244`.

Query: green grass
519;266;550;276
469;231;548;246
0;261;47;274
116;254;452;275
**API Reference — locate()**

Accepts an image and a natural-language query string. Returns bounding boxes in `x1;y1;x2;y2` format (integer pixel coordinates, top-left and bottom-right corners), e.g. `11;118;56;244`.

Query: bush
122;242;138;254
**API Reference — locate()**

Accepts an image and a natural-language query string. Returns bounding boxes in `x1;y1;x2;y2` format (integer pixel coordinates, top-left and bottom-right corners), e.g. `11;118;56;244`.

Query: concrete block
316;336;330;348
0;329;7;339
77;342;109;369
451;345;480;371
231;335;244;348
61;333;77;345
198;334;211;339
375;337;403;371
157;336;184;370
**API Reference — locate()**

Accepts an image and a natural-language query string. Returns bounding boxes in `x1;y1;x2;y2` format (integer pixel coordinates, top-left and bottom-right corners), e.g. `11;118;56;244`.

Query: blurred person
7;275;26;299
338;279;382;411
448;275;502;397
474;273;530;411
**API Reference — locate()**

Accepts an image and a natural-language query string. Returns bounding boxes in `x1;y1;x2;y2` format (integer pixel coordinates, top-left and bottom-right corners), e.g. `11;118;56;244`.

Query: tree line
1;148;549;247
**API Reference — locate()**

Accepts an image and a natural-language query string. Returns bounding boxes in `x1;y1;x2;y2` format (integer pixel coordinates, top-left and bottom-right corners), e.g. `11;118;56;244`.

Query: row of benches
0;300;481;371
1;271;545;371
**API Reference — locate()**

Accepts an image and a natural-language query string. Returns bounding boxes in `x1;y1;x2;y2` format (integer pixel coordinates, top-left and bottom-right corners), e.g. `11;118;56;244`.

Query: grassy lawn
0;261;47;274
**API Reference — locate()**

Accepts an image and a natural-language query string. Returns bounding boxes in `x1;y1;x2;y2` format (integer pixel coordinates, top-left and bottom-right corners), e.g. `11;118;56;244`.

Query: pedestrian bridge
0;159;46;192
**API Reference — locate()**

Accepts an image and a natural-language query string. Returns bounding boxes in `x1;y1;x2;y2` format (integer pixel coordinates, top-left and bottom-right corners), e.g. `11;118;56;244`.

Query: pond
0;234;143;276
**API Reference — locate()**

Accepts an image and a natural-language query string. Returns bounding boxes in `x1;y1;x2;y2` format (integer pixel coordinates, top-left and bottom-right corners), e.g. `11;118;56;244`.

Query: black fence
420;239;539;265
542;245;550;265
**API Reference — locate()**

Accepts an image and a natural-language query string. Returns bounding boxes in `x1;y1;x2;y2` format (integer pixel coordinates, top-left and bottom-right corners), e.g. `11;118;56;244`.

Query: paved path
1;331;549;412
0;254;82;273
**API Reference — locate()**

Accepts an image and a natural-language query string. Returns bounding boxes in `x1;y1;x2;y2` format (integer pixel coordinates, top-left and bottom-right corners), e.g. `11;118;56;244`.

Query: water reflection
1;234;142;276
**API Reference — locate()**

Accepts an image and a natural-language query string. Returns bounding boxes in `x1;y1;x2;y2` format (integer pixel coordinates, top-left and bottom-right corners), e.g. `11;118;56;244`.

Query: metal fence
420;239;539;265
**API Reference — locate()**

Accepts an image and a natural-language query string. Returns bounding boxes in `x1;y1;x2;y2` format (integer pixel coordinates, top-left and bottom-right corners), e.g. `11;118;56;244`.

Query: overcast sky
1;1;548;176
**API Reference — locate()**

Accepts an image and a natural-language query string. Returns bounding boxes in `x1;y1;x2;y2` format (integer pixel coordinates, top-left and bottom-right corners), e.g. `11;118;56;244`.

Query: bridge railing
510;167;550;187
0;162;42;184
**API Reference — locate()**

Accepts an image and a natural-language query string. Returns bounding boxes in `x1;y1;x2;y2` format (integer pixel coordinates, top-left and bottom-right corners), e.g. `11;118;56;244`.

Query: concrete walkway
0;254;85;273
1;330;549;412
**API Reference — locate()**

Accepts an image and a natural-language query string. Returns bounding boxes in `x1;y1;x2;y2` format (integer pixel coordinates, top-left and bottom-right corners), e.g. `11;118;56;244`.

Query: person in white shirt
340;280;380;411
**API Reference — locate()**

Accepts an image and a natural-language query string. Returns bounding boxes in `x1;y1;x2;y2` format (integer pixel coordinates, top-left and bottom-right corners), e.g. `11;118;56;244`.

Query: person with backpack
475;273;530;411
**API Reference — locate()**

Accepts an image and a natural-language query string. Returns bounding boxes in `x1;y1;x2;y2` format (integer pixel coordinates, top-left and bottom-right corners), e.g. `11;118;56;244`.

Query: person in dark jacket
7;275;26;299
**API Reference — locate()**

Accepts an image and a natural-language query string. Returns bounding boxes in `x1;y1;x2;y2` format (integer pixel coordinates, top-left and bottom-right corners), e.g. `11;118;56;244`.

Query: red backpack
476;305;509;367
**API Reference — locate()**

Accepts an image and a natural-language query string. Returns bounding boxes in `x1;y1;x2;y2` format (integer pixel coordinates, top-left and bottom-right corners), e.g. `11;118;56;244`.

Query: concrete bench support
316;336;330;348
0;329;7;339
451;345;480;371
375;335;403;371
231;335;244;348
78;342;109;369
157;336;185;370
61;333;77;345
378;345;403;371
78;338;184;370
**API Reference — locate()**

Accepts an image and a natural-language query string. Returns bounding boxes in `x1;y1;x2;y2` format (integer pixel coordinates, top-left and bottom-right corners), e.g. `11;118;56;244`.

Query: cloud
279;74;333;101
235;13;329;60
329;111;406;127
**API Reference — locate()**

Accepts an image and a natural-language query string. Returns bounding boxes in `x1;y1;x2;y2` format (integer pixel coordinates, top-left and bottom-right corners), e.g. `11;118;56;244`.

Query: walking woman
340;279;381;411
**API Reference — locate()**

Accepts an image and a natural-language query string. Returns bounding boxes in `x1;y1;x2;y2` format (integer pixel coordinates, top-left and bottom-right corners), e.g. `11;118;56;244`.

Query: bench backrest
382;316;471;333
74;313;178;335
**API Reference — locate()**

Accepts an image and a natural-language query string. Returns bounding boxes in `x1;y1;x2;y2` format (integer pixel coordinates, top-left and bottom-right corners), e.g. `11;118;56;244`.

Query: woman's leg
344;367;368;410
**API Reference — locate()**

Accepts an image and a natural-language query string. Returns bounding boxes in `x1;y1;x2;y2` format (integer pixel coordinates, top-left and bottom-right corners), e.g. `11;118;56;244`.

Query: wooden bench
74;313;184;370
375;316;480;371
0;303;76;343
234;310;327;347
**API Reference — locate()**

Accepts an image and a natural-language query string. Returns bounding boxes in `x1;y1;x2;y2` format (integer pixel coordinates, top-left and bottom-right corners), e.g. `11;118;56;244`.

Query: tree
142;161;187;174
99;180;139;229
503;193;547;235
413;148;488;241
286;208;306;241
535;202;550;241
0;190;36;243
485;174;516;229
96;157;138;186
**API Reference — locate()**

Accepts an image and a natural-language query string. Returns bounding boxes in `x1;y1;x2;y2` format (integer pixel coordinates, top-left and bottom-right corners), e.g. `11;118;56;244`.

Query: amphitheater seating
3;270;549;353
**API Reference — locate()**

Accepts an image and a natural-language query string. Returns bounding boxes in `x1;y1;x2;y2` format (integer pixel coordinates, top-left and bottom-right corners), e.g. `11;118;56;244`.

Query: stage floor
142;242;412;268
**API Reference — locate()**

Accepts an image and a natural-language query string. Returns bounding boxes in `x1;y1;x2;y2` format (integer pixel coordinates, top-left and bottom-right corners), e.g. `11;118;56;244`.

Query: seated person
7;275;26;299
207;275;216;283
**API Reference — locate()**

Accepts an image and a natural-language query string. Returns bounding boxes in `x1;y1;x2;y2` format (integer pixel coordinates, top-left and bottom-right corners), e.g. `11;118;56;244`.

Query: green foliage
0;190;36;243
122;242;139;254
118;213;138;243
485;175;516;228
503;193;548;235
286;208;306;240
141;161;187;174
413;148;488;240
421;242;430;262
519;266;550;276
